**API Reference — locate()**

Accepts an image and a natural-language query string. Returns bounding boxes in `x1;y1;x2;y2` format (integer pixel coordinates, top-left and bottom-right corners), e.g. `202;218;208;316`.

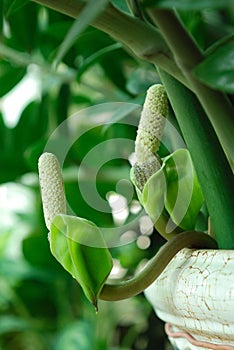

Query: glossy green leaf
54;0;109;66
143;0;231;9
132;149;204;230
50;214;113;308
194;42;234;92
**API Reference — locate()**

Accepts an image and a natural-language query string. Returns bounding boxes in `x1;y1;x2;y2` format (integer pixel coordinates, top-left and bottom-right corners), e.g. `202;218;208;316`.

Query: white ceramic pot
144;248;234;350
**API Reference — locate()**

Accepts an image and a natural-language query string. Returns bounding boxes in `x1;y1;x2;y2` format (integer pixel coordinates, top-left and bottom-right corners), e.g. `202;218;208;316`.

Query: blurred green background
0;1;233;349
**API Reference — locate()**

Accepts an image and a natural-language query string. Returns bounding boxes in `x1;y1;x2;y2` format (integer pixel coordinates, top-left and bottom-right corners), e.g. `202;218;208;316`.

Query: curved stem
154;209;182;240
99;231;217;301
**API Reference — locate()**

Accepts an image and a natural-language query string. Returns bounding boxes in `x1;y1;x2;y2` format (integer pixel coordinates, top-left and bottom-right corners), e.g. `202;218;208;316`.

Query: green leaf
0;1;3;33
13;100;48;154
126;66;160;95
0;151;27;184
54;0;109;67
24;138;47;172
22;234;58;271
77;43;122;80
0;316;29;335
50;214;113;309
0;259;50;282
143;0;231;10
6;2;38;52
55;321;94;350
0;113;6;149
100;49;130;92
102;98;142;133
111;0;132;14
5;0;29;16
194;42;234;93
164;149;204;230
0;61;26;97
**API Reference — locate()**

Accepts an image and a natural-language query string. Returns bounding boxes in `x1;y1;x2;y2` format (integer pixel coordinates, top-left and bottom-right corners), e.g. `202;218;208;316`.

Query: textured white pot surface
144;248;234;349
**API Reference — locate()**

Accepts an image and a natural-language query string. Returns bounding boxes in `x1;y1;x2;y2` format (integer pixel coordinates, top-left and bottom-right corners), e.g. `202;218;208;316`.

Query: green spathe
132;149;204;231
50;214;113;309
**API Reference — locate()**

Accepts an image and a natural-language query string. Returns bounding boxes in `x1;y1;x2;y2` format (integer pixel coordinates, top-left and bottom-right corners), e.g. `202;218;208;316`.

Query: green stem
100;231;216;301
158;69;234;249
147;8;234;167
154;209;182;240
32;0;188;86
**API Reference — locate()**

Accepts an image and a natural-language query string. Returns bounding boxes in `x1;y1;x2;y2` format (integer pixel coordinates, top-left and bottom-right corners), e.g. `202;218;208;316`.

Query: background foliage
0;0;233;349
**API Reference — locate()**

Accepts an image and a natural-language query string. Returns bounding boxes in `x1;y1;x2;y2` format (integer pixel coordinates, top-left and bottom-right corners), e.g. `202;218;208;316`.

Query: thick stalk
158;69;234;249
31;0;188;86
100;231;217;301
148;9;234;167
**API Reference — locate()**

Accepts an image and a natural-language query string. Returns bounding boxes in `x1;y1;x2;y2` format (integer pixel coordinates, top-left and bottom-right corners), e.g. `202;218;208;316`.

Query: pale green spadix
133;84;167;191
131;85;204;234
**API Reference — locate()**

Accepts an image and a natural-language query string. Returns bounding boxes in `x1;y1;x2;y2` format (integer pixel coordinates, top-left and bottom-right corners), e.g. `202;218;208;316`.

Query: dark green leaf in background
0;113;6;149
5;0;29;17
0;61;26;97
22;234;59;271
0;1;3;35
13;100;48;154
126;66;160;95
77;43;122;80
55;321;94;350
0;259;51;282
143;0;232;10
0;316;29;335
6;2;38;52
194;42;234;92
54;0;110;67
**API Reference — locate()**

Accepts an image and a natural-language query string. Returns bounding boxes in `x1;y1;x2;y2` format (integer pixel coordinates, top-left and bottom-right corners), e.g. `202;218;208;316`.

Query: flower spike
38;152;66;230
133;84;168;191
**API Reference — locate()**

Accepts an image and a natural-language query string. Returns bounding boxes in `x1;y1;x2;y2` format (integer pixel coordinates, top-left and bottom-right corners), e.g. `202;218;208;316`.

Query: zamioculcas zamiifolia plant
38;84;217;310
33;0;234;249
2;1;234;348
